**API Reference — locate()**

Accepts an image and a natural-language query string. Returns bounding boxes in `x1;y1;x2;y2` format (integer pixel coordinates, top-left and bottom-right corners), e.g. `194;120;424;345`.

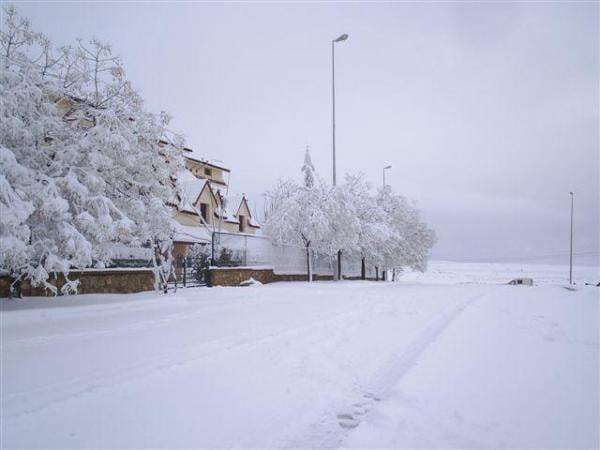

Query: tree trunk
392;268;396;282
337;250;342;281
361;258;366;280
375;267;379;281
306;244;313;282
9;272;22;299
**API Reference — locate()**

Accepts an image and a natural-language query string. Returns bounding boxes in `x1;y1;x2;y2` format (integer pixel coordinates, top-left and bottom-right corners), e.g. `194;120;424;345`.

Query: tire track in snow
286;292;482;449
2;300;377;419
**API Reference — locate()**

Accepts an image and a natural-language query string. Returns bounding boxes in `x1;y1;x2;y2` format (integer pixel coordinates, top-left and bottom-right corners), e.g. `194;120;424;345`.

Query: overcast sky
14;1;599;265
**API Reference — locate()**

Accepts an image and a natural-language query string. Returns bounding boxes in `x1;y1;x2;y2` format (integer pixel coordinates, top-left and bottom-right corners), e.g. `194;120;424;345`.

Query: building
50;96;259;262
170;148;260;258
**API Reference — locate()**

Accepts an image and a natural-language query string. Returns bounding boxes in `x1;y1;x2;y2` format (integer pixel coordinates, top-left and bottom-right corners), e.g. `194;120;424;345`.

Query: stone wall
1;267;372;296
0;269;155;298
208;268;276;286
207;267;338;286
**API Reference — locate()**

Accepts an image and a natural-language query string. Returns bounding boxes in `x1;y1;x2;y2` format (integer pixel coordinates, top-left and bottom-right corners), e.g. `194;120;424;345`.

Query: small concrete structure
508;278;534;286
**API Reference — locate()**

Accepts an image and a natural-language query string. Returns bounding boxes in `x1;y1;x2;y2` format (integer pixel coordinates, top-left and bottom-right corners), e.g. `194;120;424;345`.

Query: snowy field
1;262;598;449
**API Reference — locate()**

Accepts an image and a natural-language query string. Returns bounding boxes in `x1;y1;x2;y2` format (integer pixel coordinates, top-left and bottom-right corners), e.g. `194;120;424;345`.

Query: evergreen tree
301;145;315;188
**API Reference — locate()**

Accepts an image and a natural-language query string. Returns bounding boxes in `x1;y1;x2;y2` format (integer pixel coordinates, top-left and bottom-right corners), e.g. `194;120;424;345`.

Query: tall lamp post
332;33;348;280
383;165;392;187
569;191;574;285
332;33;348;186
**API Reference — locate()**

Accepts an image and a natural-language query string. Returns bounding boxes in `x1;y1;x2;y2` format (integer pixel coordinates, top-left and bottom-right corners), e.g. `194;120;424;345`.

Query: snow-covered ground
1;262;598;449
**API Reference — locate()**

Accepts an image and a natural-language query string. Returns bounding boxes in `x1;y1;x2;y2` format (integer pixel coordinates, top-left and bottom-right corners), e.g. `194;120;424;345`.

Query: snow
1;262;598;449
105;242;153;260
239;277;263;286
174;169;207;213
171;220;211;244
344;283;599;449
223;192;244;221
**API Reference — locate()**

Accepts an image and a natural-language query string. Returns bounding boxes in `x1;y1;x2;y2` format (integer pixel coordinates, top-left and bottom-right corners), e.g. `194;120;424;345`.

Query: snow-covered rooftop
223;193;244;222
174;169;259;228
183;151;230;173
172;220;211;244
174;170;208;213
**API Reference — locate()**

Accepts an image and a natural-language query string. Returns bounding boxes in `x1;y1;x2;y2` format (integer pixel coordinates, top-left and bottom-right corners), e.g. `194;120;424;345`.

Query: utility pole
569;191;574;285
332;33;348;280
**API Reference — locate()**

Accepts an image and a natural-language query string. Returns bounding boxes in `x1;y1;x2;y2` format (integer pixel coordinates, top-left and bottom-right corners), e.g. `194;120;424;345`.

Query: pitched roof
172;221;211;244
221;193;261;228
174;170;216;214
184;152;230;173
173;169;260;229
224;193;245;220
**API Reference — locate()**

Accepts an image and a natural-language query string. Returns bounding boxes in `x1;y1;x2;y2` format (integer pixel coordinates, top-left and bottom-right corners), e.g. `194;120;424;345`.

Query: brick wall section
0;270;155;297
207;268;338;286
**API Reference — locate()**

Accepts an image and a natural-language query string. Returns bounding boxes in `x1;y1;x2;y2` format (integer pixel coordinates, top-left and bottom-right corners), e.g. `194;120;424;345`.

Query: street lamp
569;191;574;285
332;33;348;281
332;33;348;187
383;165;392;187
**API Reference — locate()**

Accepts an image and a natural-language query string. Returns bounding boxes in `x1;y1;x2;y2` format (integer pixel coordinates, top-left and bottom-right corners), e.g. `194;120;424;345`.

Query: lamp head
334;34;349;42
384;165;392;170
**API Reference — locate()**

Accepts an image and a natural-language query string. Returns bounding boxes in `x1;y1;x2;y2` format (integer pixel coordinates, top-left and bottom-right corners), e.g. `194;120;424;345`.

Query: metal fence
106;232;377;284
211;231;376;278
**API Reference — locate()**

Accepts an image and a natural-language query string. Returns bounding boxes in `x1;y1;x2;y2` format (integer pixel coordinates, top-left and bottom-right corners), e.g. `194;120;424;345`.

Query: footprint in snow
337;413;359;429
336;392;381;430
363;392;381;401
352;403;367;416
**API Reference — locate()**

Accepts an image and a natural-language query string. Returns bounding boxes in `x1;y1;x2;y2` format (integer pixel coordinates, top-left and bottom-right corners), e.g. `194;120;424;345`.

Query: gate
169;253;209;288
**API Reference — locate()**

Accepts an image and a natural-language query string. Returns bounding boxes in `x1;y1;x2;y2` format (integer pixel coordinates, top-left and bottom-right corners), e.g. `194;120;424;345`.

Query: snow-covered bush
0;6;183;295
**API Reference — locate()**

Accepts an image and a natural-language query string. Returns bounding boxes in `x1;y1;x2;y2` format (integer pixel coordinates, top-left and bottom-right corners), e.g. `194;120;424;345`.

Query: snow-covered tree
320;184;360;258
266;151;360;281
0;6;183;295
265;150;436;281
265;178;330;282
301;145;315;188
340;174;394;277
377;185;436;274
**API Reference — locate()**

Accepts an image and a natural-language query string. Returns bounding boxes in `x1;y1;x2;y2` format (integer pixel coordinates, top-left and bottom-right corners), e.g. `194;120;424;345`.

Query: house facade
171;148;260;258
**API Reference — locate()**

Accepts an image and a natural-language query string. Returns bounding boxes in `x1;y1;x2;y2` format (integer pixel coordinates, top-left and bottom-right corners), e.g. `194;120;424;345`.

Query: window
238;215;245;232
200;203;209;222
204;167;212;177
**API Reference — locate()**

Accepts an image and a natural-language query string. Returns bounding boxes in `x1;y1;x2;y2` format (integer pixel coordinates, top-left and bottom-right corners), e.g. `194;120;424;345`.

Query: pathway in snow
343;285;599;449
287;292;479;448
1;275;598;449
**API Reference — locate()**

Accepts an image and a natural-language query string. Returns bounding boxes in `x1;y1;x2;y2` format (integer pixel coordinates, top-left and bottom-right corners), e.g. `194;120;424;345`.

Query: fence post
211;232;215;266
183;257;187;287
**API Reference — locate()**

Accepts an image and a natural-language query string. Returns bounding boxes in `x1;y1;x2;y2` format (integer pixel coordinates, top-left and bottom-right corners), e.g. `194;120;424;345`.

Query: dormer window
204;167;212;177
200;203;209;222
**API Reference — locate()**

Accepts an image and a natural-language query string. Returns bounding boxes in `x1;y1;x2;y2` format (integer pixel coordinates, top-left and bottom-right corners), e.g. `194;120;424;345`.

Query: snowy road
1;268;598;448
